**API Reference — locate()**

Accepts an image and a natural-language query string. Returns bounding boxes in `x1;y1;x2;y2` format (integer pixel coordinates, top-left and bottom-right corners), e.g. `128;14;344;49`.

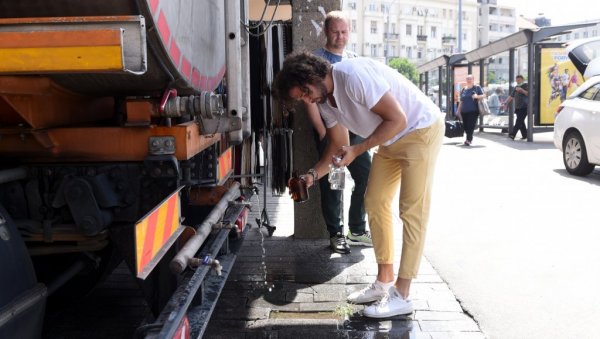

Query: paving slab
205;174;486;338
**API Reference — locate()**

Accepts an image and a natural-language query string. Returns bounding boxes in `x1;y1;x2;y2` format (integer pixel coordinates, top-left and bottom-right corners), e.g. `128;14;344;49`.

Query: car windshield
580;83;600;100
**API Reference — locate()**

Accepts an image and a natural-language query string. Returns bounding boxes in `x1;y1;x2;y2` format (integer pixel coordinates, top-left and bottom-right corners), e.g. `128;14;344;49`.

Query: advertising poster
539;47;583;125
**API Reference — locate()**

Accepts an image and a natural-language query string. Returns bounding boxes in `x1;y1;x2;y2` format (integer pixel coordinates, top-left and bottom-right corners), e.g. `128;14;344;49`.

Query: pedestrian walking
504;75;529;140
456;75;484;146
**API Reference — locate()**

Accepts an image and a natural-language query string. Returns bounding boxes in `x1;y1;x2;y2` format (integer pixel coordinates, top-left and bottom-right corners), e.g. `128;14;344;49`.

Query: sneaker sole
346;239;373;247
363;306;414;318
330;246;351;254
347;294;384;304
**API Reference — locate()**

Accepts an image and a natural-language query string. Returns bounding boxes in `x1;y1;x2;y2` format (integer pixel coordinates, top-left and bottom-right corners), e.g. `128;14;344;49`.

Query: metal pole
438;66;444;112
527;42;535;142
448;64;454;119
479;59;485;131
508;48;515;134
458;0;462;53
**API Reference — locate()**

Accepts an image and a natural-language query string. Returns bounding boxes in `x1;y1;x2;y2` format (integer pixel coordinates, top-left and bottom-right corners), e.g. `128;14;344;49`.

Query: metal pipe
0;283;46;328
229;173;264;179
170;181;241;274
0;167;28;185
46;259;90;295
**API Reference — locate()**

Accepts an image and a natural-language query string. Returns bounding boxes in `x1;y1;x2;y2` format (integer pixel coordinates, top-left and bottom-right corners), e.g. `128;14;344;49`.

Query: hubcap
565;138;582;169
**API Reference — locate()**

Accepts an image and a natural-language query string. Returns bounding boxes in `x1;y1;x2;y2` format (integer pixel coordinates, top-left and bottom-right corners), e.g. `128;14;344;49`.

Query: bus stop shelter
419;23;598;141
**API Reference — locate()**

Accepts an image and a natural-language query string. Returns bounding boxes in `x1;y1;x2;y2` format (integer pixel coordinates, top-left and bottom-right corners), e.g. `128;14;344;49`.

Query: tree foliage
388;57;419;85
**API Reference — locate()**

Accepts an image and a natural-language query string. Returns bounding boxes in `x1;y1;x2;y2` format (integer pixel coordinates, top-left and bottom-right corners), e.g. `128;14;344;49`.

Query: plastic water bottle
328;156;345;190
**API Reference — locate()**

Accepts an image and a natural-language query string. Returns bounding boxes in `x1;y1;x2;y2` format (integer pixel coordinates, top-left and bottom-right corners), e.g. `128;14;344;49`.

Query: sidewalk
206;180;486;338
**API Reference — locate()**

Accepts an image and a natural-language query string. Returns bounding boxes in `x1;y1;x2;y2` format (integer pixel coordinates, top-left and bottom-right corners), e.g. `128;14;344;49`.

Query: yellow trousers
364;116;444;279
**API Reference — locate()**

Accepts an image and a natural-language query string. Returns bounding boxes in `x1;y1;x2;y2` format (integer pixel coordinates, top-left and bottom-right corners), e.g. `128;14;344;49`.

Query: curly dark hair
272;51;330;104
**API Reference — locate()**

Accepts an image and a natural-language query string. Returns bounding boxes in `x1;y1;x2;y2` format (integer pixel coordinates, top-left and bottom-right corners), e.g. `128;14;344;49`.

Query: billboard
539;47;584;125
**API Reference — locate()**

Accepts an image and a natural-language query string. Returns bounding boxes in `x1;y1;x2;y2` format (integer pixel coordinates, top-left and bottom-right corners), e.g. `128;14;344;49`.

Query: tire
562;131;595;176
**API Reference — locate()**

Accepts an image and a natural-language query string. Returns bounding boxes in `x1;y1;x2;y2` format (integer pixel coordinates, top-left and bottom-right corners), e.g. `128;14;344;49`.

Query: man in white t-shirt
274;52;444;318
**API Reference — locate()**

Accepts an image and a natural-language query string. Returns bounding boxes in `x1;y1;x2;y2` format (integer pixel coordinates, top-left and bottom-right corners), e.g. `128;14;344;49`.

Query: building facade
478;0;518;83
343;0;481;64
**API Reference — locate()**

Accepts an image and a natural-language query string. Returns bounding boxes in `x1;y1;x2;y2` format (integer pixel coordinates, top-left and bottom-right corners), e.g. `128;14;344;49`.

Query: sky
498;0;600;26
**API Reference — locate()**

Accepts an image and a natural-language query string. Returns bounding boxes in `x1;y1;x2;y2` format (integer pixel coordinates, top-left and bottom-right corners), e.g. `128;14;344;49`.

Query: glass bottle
288;171;309;203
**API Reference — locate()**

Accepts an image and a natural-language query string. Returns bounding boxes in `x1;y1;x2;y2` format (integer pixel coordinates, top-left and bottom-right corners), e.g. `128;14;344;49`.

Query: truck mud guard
136;187;251;339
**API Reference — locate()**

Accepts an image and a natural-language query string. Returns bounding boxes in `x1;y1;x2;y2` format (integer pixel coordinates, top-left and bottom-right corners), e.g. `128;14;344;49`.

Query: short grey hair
324;11;350;31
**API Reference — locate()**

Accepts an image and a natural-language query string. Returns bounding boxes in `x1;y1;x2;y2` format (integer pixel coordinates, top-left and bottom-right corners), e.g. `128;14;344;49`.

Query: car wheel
562;131;595;176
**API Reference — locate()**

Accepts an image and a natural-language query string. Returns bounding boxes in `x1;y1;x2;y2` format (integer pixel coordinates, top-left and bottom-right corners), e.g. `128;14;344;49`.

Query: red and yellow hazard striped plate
135;187;184;279
217;147;233;183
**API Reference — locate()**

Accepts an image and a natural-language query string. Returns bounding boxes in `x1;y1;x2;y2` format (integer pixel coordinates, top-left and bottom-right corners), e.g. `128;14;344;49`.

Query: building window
368;2;376;11
417;50;422;59
370;21;378;34
584;31;589;38
406;24;412;36
575;32;580;39
352;43;357;52
351;20;357;33
371;44;378;56
407;46;412;58
391;46;396;56
348;2;356;10
417;25;424;36
431;26;437;38
463;32;467;41
593;30;598;37
391;23;396;33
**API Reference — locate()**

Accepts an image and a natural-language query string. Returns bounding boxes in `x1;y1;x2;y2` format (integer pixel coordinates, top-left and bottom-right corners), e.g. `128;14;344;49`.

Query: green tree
487;71;497;84
388;57;419;85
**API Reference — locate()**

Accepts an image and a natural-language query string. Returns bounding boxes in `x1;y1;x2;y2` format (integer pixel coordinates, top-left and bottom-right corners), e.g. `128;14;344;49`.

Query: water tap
190;255;222;276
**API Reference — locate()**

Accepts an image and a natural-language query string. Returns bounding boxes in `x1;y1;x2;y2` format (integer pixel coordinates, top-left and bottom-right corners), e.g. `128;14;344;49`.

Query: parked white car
554;38;600;176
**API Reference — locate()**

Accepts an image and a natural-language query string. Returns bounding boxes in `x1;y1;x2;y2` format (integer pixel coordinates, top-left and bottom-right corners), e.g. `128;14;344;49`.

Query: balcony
442;36;456;44
384;32;399;40
417;34;428;42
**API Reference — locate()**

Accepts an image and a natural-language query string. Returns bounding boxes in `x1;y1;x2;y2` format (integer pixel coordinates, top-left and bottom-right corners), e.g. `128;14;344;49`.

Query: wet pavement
206;179;486;338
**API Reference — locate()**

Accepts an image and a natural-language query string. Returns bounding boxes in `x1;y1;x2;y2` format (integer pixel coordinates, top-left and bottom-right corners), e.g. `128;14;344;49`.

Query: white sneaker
347;282;387;304
363;287;413;318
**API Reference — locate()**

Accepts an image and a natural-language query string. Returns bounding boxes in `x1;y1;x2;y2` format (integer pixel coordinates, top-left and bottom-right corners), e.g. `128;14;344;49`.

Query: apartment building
478;0;518;83
553;20;600;43
343;0;480;64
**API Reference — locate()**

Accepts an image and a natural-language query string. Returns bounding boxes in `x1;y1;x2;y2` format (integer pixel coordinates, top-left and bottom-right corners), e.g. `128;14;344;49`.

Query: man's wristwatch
308;168;318;181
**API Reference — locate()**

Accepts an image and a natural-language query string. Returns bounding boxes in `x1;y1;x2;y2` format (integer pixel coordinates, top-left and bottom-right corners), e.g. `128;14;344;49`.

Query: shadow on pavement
552;168;600;186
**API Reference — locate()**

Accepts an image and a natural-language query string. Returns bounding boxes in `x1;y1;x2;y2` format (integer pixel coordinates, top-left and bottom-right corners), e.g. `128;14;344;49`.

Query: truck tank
0;0;226;95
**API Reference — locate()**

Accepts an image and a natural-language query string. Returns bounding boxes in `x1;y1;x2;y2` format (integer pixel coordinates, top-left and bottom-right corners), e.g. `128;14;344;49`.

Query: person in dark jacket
504;75;529;140
456;75;484;146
